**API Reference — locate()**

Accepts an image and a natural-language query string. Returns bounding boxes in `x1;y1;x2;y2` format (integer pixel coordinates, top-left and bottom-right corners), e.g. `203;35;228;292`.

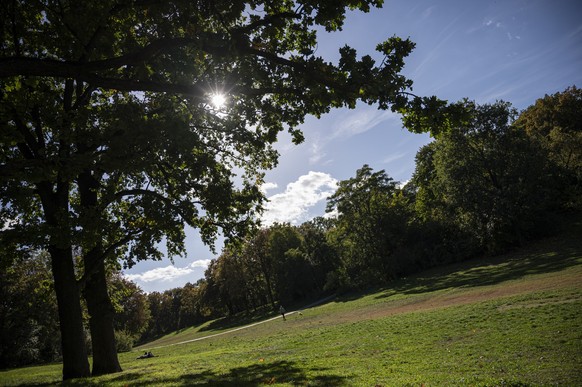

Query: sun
211;93;227;109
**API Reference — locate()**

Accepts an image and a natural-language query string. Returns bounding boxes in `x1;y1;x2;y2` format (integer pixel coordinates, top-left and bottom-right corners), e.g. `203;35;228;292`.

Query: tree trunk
38;181;90;380
78;170;122;376
83;252;122;376
48;245;91;380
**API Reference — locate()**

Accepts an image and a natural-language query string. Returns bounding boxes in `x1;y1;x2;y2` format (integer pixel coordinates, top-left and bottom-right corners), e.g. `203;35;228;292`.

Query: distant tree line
2;86;580;368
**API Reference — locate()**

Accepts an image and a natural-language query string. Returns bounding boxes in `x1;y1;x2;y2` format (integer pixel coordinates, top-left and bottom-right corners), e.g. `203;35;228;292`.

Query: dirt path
147;294;337;349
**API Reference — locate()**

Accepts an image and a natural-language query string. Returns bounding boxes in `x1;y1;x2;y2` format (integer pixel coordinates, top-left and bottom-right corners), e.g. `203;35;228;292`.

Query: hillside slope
138;218;582;350
1;218;581;386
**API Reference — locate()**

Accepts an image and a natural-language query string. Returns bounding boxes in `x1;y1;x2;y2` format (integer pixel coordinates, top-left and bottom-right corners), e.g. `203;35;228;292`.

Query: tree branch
234;12;299;35
81;74;207;97
77;230;143;291
11;109;38;160
111;188;202;209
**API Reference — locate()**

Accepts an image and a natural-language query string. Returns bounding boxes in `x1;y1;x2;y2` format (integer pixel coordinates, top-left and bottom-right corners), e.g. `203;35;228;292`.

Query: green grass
2;227;581;386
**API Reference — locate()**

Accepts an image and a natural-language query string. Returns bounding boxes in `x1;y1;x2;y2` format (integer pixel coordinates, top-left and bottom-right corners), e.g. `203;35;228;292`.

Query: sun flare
211;93;227;109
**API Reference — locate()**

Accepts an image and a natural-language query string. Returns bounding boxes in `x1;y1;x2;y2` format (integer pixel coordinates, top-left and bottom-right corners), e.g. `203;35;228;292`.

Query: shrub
114;330;135;353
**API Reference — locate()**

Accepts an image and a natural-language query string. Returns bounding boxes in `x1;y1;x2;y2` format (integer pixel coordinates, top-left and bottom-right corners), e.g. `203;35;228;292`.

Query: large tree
413;100;553;253
326;165;403;286
0;0;444;379
515;86;582;209
109;273;151;348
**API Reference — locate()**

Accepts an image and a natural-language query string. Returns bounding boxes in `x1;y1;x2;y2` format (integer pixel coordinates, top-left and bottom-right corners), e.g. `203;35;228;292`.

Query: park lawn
1;228;581;386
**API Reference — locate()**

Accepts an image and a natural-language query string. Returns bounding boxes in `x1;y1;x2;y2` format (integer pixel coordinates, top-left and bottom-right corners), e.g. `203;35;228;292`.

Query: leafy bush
114;330;135;353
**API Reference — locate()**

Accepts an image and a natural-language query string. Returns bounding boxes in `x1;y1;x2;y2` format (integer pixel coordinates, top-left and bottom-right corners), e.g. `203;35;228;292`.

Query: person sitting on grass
137;351;155;359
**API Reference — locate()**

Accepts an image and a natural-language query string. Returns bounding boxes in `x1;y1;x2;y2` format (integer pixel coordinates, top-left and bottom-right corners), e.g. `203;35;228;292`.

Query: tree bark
38;178;91;380
83;249;122;376
48;245;91;379
78;170;122;376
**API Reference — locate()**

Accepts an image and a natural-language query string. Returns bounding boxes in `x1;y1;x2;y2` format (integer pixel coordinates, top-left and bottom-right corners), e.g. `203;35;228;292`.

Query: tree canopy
326;165;402;285
2;87;580;372
1;0;442;379
514;86;582;209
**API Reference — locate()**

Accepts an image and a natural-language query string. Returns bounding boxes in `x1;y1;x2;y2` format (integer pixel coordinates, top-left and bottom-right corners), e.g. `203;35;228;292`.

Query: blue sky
124;0;582;293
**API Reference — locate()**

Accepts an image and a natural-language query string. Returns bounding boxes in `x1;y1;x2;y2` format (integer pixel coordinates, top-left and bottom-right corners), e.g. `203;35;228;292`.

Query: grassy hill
1;222;581;386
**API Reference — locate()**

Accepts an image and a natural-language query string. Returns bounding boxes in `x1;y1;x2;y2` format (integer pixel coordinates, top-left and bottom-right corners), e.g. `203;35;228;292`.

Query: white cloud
332;109;398;139
323;207;339;220
507;32;520;40
189;259;212;269
382;152;407;165
261;171;338;226
260;182;278;194
308;139;333;166
421;6;436;21
124;259;212;283
483;19;502;29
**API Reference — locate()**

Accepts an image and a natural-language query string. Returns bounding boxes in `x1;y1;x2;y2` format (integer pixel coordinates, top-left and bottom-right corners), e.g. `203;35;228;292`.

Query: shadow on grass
199;293;335;333
199;308;276;333
52;360;347;386
331;218;582;304
375;223;582;299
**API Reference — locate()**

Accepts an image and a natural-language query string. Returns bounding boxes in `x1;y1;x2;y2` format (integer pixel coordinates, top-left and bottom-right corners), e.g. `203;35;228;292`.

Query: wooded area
1;0;581;379
2;86;580;370
0;0;458;378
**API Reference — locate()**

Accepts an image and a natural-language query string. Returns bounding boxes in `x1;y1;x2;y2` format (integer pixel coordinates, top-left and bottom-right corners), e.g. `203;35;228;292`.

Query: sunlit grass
1;227;581;386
